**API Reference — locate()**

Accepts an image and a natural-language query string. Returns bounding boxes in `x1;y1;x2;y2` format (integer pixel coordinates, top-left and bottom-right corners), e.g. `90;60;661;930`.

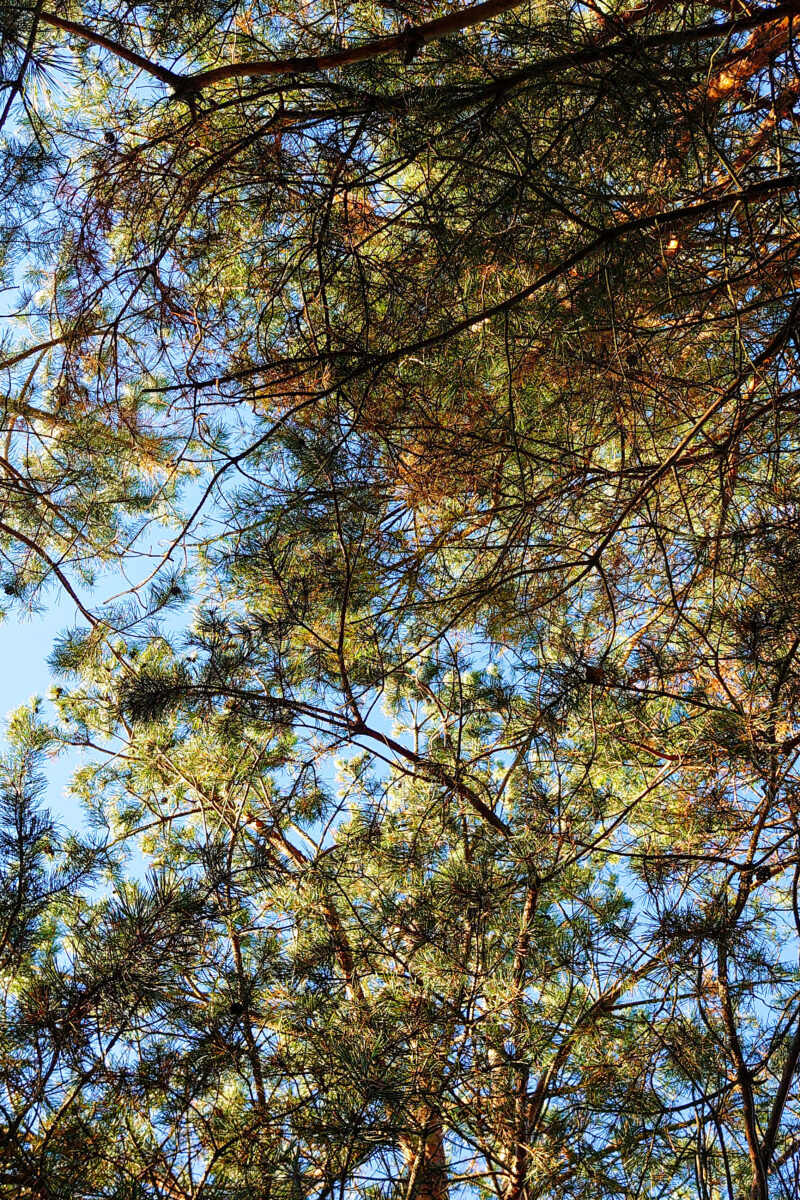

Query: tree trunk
401;1106;449;1200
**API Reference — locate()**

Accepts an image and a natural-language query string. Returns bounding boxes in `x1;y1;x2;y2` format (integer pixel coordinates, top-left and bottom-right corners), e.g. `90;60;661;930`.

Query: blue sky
0;592;87;828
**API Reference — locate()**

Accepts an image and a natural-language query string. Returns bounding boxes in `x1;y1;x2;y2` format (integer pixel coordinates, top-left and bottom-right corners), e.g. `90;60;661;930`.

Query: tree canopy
1;0;800;1197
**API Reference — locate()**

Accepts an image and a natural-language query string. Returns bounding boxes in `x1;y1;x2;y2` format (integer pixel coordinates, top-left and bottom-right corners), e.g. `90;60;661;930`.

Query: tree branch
38;1;800;96
38;11;183;86
40;0;527;93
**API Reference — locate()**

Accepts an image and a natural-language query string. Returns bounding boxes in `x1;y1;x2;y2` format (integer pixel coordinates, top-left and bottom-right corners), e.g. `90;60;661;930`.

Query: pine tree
1;0;800;1196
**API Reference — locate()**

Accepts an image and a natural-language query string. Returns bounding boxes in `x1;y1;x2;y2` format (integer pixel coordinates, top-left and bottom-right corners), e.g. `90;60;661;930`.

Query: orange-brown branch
40;0;527;92
39;2;800;97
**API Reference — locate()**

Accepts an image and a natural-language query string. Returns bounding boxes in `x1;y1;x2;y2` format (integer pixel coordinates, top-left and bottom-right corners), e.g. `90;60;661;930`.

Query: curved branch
39;11;183;86
40;1;800;96
40;0;527;92
0;518;97;627
184;0;527;89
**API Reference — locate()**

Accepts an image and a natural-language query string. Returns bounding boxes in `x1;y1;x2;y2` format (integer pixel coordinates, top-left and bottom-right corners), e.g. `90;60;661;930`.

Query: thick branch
40;0;527;92
39;2;800;96
38;11;183;86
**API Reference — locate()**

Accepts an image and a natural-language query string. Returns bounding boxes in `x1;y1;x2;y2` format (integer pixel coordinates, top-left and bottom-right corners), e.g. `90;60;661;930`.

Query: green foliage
2;0;800;1196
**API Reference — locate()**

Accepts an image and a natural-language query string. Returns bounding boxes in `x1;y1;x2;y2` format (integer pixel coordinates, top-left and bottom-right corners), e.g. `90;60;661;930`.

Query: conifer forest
3;0;800;1196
